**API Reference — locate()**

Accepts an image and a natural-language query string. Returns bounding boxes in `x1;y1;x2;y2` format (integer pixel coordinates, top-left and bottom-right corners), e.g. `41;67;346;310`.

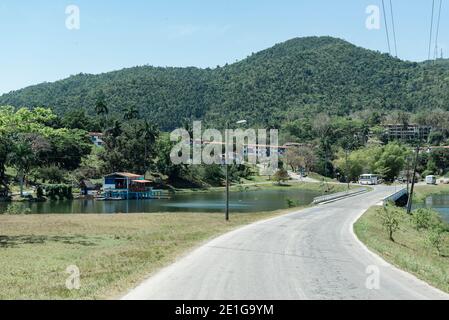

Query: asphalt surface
123;186;449;300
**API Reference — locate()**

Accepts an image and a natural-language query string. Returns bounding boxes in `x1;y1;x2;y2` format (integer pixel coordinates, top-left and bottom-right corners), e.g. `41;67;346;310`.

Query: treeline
282;110;449;182
1;37;449;131
0;106;254;199
0;107;92;196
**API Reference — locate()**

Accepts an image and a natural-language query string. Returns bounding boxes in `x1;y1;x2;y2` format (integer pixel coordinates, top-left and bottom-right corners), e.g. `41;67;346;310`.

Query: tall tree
95;97;109;117
8;136;35;196
123;106;140;121
100;120;159;174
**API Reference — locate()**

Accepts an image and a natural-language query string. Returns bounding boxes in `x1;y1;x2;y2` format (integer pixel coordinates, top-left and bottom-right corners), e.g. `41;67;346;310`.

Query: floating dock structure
102;172;169;200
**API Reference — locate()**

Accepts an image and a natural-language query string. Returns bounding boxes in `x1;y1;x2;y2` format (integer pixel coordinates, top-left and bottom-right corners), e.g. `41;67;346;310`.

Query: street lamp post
225;120;247;221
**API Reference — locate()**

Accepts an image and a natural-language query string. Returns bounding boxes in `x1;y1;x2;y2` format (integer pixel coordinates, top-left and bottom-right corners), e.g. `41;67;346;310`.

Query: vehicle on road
359;174;379;186
425;175;437;185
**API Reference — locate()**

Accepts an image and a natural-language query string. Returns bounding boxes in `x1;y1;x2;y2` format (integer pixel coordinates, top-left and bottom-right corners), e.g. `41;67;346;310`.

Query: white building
88;132;104;147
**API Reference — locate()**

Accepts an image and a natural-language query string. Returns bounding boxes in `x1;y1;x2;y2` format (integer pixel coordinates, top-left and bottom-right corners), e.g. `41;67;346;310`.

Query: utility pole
225;121;230;221
406;145;420;215
406;156;411;194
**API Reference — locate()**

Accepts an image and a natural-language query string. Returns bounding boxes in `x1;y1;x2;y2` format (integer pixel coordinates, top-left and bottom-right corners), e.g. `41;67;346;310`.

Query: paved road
123;186;448;300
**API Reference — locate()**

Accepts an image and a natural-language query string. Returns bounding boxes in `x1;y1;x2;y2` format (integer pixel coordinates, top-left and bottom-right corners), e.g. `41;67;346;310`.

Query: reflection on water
0;189;322;214
414;194;449;222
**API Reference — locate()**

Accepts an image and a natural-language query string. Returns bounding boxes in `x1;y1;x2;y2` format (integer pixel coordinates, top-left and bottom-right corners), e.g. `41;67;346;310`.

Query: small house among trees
80;179;98;196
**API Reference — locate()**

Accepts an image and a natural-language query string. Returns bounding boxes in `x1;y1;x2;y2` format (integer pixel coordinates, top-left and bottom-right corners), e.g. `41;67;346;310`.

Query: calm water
0;189;321;214
414;194;449;222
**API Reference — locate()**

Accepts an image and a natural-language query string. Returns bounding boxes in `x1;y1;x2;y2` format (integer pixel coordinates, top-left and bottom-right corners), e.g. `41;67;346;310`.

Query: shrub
43;184;74;200
4;203;31;215
412;208;433;231
286;198;297;208
273;168;290;185
377;203;402;242
412;208;445;231
426;227;446;257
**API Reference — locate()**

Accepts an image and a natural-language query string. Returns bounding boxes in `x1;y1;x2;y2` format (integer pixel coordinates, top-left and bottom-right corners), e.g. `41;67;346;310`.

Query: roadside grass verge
354;206;449;294
0;209;296;300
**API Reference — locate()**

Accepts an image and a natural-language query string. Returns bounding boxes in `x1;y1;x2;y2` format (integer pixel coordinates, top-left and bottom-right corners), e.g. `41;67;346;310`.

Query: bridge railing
382;188;408;205
313;187;368;205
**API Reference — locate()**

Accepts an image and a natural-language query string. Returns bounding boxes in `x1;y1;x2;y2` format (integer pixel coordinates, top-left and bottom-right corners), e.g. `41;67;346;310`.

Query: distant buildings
88;132;104;147
384;124;432;141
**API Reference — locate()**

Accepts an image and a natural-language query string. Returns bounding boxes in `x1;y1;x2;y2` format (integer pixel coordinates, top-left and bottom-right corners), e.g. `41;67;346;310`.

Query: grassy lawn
355;206;449;294
0;210;294;300
308;172;338;183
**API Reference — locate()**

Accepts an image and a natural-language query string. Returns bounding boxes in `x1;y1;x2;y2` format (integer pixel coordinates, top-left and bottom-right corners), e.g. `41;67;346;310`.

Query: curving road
123;186;448;300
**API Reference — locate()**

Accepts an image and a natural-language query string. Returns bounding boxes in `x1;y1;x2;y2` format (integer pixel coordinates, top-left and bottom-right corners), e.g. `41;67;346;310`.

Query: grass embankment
355;207;449;294
414;184;449;202
176;178;351;194
0;209;297;300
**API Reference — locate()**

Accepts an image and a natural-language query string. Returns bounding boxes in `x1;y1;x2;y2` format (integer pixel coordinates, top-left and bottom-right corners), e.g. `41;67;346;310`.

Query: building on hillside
384;124;432;141
102;172;160;200
88;132;104;147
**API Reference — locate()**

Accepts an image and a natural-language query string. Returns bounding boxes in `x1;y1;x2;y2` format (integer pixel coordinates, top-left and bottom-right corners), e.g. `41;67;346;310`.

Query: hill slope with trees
1;36;449;130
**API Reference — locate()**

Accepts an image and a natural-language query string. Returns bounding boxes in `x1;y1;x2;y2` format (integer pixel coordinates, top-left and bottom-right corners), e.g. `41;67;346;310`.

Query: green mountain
1;36;449;130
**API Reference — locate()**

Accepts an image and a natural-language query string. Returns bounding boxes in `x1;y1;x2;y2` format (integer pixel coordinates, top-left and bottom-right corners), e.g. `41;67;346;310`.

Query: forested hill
1;36;449;130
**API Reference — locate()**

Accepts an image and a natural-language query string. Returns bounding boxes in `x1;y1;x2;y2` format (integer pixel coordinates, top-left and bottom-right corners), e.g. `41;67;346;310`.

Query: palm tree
142;120;158;174
123;106;139;120
95;98;109;117
105;120;122;139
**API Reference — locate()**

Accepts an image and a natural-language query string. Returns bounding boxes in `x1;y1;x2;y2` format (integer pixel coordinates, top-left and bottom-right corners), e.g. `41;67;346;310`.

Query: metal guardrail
313;187;369;205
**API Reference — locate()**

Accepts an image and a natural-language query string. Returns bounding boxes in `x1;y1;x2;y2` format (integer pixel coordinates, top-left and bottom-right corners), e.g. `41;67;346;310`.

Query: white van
425;175;437;185
359;174;379;185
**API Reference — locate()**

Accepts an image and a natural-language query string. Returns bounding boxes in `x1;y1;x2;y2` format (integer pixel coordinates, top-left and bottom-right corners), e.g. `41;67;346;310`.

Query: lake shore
414;184;449;203
0;181;351;215
175;179;350;194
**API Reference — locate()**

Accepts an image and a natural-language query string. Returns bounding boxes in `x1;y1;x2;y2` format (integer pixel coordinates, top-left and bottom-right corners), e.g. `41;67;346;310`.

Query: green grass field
0;210;296;300
355;206;449;294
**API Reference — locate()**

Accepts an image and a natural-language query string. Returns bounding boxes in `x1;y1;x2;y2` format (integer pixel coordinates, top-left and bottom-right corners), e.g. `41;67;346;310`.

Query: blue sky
0;0;447;94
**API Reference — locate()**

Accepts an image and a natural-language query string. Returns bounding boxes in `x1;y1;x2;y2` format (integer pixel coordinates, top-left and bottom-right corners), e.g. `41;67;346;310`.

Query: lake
0;188;322;214
414;194;449;222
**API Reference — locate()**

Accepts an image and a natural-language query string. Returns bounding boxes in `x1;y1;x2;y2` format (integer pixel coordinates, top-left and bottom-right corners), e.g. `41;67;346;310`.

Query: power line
389;0;398;57
428;0;436;60
434;0;443;60
382;0;392;55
